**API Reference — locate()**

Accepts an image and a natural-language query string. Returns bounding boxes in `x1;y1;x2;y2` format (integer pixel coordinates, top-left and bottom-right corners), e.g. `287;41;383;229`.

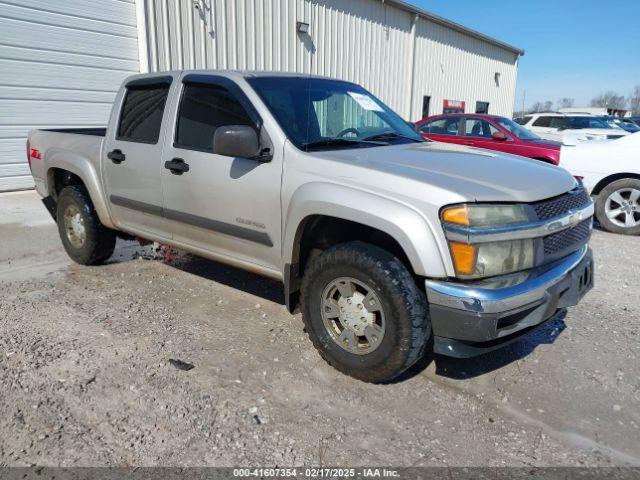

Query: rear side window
532;116;552;127
549;117;570;129
175;83;253;152
419;117;460;135
117;83;170;143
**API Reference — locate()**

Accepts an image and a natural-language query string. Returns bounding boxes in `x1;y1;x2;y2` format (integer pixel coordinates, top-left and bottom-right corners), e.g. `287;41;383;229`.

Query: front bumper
426;246;593;358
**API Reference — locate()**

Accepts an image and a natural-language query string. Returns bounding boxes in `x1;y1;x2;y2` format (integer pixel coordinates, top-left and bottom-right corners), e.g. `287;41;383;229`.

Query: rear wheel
595;178;640;235
300;241;430;383
56;185;116;264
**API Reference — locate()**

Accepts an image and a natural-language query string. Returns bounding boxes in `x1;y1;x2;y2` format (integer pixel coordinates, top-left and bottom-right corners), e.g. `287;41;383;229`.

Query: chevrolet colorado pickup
27;71;594;382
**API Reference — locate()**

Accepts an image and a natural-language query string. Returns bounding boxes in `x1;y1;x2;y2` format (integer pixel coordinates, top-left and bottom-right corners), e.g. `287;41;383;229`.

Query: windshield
565;116;612;129
495;117;541;140
247;76;424;151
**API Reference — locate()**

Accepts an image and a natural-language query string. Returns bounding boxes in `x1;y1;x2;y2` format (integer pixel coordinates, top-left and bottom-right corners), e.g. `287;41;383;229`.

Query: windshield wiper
301;138;386;150
363;131;424;143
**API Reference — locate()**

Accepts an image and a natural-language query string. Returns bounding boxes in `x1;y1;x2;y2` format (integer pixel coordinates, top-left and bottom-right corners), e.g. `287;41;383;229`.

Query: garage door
0;0;141;192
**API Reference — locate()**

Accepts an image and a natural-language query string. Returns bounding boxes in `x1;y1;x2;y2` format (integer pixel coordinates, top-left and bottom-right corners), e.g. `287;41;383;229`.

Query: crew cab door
160;74;282;272
102;75;176;238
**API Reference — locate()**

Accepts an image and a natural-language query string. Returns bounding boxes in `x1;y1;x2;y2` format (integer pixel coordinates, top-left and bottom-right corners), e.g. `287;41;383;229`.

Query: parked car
601;115;640;133
416;113;561;164
27;71;594;382
560;132;640;235
518;113;628;142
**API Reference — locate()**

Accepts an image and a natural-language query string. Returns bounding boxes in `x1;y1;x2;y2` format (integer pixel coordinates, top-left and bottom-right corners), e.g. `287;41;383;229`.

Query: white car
518;113;628;143
560;132;640;234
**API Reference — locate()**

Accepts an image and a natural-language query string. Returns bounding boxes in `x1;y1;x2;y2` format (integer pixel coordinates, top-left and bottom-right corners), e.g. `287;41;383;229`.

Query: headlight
442;204;534;279
442;204;529;227
448;239;534;278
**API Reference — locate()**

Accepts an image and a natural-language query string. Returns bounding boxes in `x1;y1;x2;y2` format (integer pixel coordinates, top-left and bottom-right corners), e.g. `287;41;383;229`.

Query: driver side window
175;82;253;152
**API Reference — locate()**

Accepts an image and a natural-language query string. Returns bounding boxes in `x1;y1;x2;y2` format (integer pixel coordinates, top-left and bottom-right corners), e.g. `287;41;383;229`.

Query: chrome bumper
425;246;593;357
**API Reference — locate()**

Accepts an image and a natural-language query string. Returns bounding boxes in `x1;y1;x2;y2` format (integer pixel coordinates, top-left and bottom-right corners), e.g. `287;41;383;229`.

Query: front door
160;75;283;272
102;75;176;239
462;117;515;154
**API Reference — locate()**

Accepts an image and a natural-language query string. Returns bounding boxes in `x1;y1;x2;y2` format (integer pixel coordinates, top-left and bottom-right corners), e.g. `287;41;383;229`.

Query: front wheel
56;185;116;264
595;178;640;235
300;241;431;383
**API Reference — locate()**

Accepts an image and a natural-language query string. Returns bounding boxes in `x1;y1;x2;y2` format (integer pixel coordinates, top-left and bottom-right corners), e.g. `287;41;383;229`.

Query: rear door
529;116;559;140
102;75;177;238
160;74;283;272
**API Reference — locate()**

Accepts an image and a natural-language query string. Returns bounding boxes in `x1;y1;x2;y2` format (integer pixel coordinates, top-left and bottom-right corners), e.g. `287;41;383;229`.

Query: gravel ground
0;190;639;467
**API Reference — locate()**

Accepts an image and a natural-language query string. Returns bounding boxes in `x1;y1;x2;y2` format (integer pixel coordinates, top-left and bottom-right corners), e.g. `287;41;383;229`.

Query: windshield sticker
348;92;384;112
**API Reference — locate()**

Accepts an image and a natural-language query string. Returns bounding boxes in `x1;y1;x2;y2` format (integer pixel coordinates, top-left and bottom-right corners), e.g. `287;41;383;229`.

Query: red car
416;113;561;165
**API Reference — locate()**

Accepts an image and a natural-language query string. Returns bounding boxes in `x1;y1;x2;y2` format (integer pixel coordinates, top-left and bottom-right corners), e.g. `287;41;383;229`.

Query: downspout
406;14;418;120
134;0;150;73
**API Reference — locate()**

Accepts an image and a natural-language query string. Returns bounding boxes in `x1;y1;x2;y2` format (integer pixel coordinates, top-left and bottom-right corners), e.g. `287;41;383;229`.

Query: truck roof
132;69;336;81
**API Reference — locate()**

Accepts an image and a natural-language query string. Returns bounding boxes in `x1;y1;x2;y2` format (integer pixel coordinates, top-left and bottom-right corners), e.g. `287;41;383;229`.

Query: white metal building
0;0;523;192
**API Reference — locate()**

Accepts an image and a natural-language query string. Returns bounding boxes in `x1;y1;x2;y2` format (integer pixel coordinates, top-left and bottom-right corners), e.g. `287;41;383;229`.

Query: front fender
283;182;449;278
45;150;115;229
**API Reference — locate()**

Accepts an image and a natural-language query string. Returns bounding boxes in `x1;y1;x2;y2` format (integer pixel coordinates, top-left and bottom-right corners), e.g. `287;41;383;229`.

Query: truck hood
313;141;576;203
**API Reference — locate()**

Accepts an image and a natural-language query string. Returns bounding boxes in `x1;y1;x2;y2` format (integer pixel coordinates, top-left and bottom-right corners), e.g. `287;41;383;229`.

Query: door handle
164;158;190;175
464;141;474;146
107;149;126;164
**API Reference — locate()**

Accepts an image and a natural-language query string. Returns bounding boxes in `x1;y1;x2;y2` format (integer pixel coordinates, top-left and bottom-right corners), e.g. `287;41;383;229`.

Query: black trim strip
109;195;273;247
163;208;273;247
110;195;163;216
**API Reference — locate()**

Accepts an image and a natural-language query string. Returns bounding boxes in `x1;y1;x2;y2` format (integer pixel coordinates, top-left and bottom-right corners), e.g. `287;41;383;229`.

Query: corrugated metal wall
139;0;519;120
0;0;140;192
411;17;518;119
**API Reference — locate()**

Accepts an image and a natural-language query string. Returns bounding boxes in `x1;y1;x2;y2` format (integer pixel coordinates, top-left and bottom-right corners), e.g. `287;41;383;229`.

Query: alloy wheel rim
320;277;386;355
63;204;86;249
605;188;640;228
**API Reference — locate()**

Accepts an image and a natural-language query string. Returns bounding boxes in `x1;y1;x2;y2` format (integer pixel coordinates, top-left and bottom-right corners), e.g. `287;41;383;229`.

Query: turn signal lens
442;206;469;225
449;242;477;276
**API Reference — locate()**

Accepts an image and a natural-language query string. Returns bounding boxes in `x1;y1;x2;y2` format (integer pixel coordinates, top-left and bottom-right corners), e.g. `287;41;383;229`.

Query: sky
409;0;640;110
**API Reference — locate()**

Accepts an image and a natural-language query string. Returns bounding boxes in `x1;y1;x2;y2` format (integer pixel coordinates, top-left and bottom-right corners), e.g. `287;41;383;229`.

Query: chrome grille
533;187;591;220
543;219;592;257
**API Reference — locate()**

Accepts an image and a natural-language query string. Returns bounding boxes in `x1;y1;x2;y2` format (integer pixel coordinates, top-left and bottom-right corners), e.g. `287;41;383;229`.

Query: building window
475;101;490;114
422;96;431;118
117;83;170;143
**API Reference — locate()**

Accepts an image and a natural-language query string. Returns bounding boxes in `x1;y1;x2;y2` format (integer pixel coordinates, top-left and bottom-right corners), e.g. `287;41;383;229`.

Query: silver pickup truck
27;71;594;382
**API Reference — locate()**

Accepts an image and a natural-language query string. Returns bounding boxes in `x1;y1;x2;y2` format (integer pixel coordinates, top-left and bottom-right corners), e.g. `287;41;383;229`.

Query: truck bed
28;128;106;194
42;128;107;137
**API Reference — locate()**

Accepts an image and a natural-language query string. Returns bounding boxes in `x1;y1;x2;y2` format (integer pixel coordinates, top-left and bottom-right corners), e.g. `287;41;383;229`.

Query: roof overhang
385;0;525;57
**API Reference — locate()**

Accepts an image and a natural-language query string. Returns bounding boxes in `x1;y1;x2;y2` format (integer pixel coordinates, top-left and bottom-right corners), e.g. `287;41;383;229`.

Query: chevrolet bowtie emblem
568;210;583;227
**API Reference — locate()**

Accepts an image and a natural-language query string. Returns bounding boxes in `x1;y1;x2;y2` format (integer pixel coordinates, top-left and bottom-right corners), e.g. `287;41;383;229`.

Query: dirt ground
1;190;639;467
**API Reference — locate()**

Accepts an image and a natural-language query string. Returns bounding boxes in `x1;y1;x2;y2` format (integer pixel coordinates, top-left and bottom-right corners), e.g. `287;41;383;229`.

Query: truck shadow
397;313;568;382
161;251;285;305
114;245;568;383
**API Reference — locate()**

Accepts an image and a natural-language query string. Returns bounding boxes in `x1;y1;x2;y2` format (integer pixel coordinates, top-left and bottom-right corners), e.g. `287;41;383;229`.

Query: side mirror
213;125;270;161
492;131;508;141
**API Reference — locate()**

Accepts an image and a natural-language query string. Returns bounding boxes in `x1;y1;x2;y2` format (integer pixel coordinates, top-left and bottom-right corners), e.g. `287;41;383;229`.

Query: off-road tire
300;241;430;383
56;185;116;265
595;178;640;236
